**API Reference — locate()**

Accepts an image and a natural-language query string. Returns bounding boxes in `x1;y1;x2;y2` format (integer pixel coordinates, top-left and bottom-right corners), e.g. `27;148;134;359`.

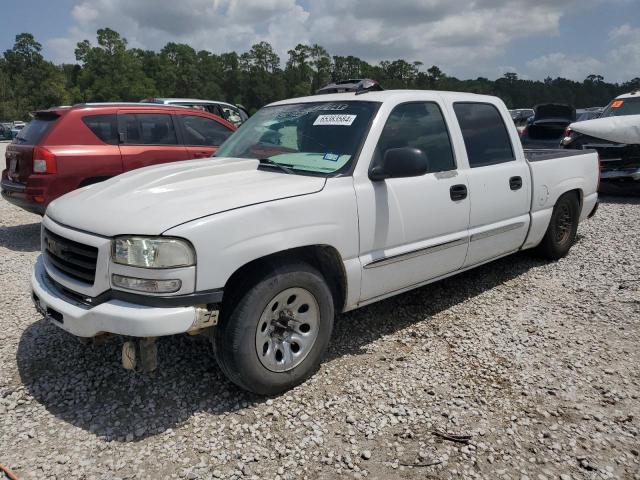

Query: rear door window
180;115;233;146
119;113;178;145
14;117;57;144
453;102;515;168
82;114;118;144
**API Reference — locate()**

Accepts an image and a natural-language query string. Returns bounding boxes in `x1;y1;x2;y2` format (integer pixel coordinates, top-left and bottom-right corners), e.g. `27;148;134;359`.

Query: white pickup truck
31;90;599;394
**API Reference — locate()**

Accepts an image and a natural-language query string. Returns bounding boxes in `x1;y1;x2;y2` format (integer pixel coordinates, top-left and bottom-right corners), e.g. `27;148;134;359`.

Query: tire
536;192;580;260
214;262;334;395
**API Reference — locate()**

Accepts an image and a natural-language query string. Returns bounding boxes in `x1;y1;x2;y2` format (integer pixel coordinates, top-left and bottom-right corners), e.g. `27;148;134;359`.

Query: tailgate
5;113;60;183
5;144;34;183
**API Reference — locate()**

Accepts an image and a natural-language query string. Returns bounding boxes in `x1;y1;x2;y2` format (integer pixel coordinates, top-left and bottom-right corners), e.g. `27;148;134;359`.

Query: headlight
112;236;195;269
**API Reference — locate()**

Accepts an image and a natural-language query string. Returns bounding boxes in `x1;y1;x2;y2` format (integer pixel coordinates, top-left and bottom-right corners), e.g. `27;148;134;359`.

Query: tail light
561;127;574;146
33;146;57;174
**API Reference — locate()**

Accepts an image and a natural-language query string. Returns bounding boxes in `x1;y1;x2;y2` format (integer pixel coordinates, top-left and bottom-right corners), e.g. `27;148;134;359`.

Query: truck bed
524;148;596;162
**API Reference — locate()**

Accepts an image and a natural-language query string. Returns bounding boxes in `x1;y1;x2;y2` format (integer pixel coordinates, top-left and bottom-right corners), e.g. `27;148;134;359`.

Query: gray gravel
1;193;639;480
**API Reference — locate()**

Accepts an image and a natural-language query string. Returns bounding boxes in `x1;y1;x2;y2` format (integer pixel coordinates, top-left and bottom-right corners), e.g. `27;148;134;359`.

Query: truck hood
570;115;640;145
47;158;326;236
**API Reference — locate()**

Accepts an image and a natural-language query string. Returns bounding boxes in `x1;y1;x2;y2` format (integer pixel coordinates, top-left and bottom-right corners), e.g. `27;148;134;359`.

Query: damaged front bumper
31;256;220;338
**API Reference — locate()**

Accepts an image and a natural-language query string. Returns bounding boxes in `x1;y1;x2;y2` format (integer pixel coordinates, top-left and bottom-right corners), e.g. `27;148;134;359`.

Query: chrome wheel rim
255;287;320;373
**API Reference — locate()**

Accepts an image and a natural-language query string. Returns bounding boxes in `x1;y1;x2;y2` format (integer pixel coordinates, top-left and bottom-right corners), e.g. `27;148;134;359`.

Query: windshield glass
600;97;640;118
214;101;379;175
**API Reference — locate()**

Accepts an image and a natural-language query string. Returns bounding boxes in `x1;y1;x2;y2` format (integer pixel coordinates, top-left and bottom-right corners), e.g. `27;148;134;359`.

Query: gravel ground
0;193;639;480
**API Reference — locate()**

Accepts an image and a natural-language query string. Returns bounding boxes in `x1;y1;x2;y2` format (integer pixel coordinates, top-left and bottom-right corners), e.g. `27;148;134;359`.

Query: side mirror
369;147;429;181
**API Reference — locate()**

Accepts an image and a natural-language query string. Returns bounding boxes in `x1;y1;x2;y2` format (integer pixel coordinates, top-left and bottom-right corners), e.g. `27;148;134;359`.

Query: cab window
453;103;514;168
376;102;456;173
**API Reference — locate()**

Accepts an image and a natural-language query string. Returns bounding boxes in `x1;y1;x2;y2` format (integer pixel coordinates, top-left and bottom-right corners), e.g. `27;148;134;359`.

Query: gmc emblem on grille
46;237;63;256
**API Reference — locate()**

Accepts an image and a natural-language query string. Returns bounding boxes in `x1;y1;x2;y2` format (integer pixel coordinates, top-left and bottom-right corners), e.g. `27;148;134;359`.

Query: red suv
2;103;236;215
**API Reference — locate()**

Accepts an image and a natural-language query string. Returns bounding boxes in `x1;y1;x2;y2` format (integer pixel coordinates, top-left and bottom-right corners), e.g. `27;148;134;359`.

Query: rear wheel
536;192;579;260
214;262;334;395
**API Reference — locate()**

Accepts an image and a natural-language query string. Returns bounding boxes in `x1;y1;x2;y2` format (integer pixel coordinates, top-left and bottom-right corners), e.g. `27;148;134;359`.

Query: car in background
2;103;236;215
10;121;26;139
576;107;603;122
141;98;249;127
315;78;383;95
509;108;534;133
0;123;13;140
562;91;640;194
520;103;576;149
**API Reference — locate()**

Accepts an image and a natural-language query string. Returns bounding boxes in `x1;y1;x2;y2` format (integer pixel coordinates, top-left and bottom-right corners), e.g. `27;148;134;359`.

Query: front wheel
535;192;580;260
213;262;334;395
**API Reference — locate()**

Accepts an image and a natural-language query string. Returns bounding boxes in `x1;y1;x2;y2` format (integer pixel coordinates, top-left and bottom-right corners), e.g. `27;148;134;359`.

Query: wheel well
78;176;112;188
561;188;582;210
222;246;347;313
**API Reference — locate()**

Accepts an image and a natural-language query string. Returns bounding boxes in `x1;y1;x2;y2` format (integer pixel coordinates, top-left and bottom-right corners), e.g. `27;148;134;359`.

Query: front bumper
31;257;200;338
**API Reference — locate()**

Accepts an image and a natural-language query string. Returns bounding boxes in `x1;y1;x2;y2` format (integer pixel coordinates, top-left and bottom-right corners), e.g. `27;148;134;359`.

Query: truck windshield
600;97;640;118
214;101;379;175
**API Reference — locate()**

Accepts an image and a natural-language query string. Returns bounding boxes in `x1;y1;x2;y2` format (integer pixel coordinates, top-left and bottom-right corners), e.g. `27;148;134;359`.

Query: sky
1;0;639;83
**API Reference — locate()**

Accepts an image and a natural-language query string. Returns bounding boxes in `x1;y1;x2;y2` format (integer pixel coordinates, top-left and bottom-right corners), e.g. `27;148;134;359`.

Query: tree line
1;28;639;121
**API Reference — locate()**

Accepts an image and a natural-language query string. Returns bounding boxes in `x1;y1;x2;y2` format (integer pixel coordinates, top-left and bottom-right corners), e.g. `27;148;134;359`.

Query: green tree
74;28;156;101
1;33;68;119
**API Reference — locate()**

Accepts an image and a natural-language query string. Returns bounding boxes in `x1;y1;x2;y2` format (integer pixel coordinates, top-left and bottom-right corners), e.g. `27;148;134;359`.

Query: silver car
141;98;249;127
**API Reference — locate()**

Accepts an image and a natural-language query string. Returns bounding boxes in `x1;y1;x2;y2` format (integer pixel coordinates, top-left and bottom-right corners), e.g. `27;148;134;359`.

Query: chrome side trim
363;237;468;269
470;222;525;242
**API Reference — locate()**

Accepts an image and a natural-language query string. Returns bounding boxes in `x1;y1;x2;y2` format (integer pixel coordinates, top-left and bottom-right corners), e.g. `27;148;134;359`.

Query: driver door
355;101;471;301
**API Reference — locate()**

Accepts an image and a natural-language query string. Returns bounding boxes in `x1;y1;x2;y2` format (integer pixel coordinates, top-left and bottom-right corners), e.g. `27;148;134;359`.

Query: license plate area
32;292;64;324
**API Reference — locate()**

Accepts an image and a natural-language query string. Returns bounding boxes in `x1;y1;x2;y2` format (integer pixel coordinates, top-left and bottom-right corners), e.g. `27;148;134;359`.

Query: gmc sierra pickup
31;90;599;394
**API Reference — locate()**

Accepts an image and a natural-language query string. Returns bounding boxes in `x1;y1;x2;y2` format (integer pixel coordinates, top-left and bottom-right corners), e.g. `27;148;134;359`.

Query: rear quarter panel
46;109;123;189
522;151;598;249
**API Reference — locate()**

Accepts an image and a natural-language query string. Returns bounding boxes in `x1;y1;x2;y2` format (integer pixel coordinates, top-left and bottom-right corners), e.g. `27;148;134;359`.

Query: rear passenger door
177;114;235;159
451;102;531;267
117;111;189;171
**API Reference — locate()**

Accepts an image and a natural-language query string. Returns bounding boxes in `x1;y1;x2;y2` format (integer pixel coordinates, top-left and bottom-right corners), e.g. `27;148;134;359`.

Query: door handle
509;176;523;190
193;151;210;158
450;184;468;201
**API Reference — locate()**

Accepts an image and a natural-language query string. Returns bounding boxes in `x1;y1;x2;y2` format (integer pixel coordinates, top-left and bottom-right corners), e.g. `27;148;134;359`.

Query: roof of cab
267;89;496;107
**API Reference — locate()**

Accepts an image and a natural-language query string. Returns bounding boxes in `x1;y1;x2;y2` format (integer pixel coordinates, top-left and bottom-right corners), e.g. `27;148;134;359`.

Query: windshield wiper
257;158;295;175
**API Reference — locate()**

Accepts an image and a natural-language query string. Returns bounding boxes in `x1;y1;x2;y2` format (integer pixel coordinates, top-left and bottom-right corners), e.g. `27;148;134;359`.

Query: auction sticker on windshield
313;114;357;126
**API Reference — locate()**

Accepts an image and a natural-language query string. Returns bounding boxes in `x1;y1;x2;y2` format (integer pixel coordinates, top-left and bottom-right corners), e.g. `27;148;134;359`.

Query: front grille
43;228;98;284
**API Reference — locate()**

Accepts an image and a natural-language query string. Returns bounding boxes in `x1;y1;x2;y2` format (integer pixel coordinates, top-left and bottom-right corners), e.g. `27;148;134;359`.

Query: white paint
570;115;640;145
31;90;600;339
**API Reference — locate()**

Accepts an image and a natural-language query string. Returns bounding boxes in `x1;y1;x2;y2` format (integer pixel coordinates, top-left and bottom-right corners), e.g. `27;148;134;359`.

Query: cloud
525;24;640;82
525;53;605;81
42;0;635;82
